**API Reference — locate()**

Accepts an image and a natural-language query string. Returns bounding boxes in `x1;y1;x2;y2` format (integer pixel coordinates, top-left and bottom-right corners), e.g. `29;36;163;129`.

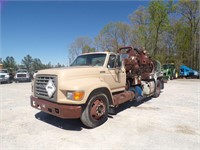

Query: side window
107;55;116;69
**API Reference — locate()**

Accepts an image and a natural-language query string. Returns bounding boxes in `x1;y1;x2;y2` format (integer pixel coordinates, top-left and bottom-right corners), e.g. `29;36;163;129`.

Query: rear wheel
81;93;109;128
170;75;173;80
153;80;161;98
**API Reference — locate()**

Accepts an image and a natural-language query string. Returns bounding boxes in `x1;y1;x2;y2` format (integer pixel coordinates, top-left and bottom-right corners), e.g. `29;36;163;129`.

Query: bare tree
95;22;131;52
68;36;93;64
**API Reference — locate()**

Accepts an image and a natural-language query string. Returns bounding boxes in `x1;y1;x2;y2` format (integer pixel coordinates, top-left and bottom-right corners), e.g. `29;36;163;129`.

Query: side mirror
115;55;122;74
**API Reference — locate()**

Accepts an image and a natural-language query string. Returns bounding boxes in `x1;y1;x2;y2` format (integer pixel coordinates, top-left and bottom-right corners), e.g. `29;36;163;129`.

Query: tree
42;62;53;69
21;54;33;73
55;63;65;68
2;56;17;72
148;1;169;55
82;45;95;53
68;36;93;64
95;22;131;52
176;0;200;69
129;6;151;50
32;58;43;71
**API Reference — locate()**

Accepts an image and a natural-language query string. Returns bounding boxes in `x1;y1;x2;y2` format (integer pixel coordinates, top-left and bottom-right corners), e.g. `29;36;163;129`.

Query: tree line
1;1;199;71
69;0;199;70
0;55;65;74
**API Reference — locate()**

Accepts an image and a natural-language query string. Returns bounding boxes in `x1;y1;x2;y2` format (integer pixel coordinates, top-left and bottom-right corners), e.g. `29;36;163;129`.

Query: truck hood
37;66;102;78
16;72;28;74
0;72;8;76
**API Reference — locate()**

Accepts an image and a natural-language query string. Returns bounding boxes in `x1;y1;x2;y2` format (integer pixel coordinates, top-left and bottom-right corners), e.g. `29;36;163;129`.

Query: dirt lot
0;79;200;149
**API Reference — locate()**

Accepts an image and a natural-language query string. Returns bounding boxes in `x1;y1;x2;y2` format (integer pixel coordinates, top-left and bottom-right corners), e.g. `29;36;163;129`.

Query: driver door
104;54;126;93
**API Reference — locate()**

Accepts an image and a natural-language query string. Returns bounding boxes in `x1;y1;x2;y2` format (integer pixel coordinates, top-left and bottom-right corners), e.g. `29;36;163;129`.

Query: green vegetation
69;0;199;70
2;0;199;71
0;55;65;74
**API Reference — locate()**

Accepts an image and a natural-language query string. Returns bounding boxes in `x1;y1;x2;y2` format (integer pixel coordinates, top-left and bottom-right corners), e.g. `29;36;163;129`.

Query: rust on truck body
31;96;82;119
112;91;135;106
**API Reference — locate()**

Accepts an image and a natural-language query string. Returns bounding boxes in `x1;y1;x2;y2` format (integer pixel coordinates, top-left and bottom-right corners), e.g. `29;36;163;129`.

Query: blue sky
1;1;149;66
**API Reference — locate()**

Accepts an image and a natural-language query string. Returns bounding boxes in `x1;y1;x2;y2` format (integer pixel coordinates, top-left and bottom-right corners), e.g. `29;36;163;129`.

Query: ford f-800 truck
31;47;164;128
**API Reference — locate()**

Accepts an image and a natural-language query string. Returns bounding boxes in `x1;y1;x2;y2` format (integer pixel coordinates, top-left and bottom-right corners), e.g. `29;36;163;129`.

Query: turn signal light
74;91;84;101
66;91;84;101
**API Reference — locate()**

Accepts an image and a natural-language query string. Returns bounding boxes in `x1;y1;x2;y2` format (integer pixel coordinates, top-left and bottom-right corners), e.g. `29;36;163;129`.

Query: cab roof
80;51;117;56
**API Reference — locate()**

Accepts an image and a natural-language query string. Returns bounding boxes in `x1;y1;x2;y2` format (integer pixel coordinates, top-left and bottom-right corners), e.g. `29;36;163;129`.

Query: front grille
34;75;57;101
17;74;26;78
0;75;5;78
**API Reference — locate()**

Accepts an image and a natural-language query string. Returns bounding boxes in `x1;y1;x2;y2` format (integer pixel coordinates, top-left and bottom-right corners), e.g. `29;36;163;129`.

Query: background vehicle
0;69;13;84
162;63;178;80
14;69;31;82
179;65;199;79
31;46;164;128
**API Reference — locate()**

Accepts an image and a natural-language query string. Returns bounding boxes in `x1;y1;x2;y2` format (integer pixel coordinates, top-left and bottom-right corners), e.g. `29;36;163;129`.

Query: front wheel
81;93;109;128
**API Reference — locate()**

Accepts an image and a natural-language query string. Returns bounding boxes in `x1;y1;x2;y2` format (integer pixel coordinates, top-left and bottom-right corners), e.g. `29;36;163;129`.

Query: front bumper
15;78;30;82
0;78;9;83
30;96;82;119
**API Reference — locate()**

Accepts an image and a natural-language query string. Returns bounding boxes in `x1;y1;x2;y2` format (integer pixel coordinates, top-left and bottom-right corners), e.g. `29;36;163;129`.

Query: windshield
71;54;106;66
17;70;28;73
0;70;8;73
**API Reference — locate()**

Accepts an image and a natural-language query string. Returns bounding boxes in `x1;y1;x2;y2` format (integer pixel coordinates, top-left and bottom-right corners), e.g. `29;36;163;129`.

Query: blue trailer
179;65;199;78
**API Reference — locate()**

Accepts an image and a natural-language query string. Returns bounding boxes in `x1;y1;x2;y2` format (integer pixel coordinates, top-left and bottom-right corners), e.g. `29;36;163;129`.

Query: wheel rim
175;72;178;78
90;99;106;120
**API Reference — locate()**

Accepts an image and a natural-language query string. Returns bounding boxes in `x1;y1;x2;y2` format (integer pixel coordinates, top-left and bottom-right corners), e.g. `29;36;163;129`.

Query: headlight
66;91;84;101
5;74;9;79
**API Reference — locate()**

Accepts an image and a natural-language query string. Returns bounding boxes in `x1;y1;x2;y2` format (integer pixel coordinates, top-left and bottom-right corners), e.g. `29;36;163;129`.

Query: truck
14;69;31;83
179;65;199;79
0;69;13;84
30;46;164;128
162;63;178;80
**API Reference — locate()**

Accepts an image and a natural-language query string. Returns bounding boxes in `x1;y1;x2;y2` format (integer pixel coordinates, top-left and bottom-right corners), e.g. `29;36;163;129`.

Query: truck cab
0;69;12;84
14;69;31;83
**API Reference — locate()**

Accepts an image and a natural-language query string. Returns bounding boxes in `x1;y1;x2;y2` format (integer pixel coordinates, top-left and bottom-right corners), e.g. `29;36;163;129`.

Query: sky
1;0;149;66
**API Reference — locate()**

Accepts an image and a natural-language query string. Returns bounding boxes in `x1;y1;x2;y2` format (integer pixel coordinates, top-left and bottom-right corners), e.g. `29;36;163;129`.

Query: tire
153;80;161;98
160;78;164;89
170;76;173;80
81;93;109;128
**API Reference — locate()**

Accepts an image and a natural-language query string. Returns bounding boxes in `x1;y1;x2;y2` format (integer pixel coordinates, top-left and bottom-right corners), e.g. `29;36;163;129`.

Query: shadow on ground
113;97;153;115
35;97;153;130
35;112;84;131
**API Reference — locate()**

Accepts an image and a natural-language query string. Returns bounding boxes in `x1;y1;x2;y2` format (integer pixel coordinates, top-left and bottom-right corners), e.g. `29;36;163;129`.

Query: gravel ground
0;79;200;149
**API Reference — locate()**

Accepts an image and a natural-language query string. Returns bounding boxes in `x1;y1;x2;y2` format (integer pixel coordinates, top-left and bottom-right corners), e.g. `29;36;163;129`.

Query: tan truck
31;47;164;128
